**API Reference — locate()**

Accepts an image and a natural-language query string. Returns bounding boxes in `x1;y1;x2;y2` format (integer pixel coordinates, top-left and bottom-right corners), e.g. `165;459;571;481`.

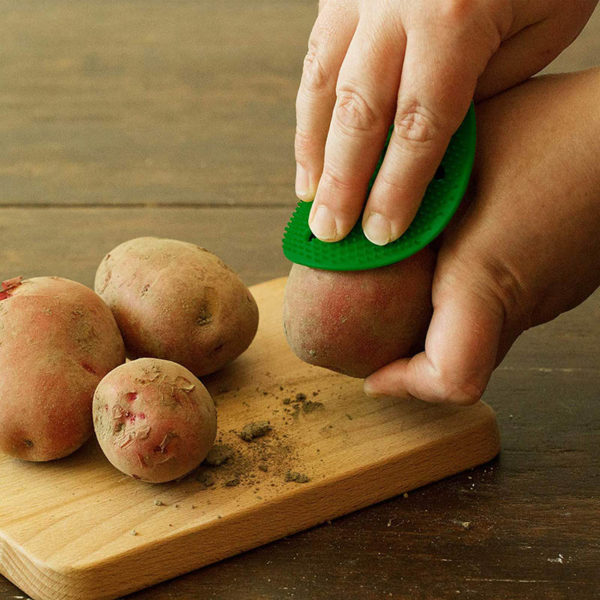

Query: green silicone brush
282;103;476;271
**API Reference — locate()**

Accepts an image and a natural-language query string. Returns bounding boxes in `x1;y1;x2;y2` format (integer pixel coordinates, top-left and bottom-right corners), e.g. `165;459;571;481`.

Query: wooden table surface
1;2;598;599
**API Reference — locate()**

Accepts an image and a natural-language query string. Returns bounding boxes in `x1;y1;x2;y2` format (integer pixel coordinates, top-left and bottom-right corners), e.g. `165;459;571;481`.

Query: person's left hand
364;68;600;404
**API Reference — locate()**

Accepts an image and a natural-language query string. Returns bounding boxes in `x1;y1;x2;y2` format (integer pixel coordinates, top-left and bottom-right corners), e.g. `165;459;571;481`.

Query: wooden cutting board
0;277;500;600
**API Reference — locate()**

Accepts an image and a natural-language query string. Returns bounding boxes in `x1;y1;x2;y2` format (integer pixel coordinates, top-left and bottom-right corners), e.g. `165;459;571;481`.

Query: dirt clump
204;444;234;466
302;400;324;414
239;421;272;442
285;470;310;483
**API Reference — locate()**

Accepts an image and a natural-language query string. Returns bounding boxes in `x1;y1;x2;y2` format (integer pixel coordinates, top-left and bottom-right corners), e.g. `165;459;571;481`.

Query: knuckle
480;256;531;327
450;382;484;405
376;170;405;195
302;47;329;93
446;250;531;328
435;373;484;405
294;127;316;164
393;102;441;146
320;167;356;195
335;88;379;134
438;0;477;24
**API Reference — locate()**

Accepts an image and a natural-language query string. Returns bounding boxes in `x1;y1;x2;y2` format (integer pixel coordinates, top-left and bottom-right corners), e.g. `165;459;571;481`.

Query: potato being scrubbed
283;247;436;378
0;276;126;461
93;358;217;483
95;237;259;377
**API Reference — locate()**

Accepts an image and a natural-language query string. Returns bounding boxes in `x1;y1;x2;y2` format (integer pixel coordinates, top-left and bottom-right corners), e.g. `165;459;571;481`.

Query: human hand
295;0;597;245
363;67;600;404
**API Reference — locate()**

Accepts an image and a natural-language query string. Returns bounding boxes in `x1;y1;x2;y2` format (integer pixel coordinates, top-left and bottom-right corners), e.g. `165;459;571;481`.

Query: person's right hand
295;0;597;246
364;67;600;404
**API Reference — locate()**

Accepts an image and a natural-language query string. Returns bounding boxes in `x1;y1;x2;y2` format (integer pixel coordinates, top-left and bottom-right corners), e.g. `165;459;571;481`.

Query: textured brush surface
282;104;476;271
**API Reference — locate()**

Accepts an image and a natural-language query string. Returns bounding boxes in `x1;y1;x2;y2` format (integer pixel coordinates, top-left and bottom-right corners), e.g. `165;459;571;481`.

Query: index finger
363;31;482;245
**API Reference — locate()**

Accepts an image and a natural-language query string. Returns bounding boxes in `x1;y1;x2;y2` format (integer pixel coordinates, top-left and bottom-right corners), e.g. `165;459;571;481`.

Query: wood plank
0;0;314;207
0;277;499;600
0;206;292;287
1;2;599;209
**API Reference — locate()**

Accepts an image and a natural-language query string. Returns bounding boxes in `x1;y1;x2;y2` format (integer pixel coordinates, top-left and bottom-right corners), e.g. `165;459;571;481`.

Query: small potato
95;237;259;377
0;276;126;461
93;358;217;483
283;248;436;378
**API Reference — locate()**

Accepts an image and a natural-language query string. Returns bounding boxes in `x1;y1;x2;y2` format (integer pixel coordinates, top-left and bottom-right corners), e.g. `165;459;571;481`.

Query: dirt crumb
295;393;307;402
302;400;324;414
258;463;269;472
240;421;272;442
225;478;240;487
285;470;310;483
196;470;215;487
204;444;235;466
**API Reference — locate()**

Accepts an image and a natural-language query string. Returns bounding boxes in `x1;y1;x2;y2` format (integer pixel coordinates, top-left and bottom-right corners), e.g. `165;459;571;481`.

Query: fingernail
295;164;313;201
363;212;392;246
363;380;381;398
309;205;337;241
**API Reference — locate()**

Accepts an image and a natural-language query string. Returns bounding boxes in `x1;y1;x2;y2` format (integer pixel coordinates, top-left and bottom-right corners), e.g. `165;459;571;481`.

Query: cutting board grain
0;277;500;600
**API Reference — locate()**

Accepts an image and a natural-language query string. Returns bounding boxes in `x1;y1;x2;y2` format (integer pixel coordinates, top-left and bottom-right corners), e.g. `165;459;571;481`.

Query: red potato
283;248;436;378
95;237;259;377
0;276;126;461
93;358;217;483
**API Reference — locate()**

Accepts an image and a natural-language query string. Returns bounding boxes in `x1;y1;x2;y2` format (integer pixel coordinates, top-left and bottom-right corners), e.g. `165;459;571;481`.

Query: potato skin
93;358;217;483
95;237;259;377
0;276;126;461
283;248;436;378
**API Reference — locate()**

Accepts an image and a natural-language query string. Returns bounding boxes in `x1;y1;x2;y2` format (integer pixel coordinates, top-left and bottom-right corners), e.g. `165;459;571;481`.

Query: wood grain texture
0;277;500;600
0;0;313;207
0;1;598;598
0;207;292;288
1;0;597;210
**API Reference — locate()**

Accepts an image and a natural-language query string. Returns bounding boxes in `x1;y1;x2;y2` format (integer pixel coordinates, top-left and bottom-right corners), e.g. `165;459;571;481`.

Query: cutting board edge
0;402;500;600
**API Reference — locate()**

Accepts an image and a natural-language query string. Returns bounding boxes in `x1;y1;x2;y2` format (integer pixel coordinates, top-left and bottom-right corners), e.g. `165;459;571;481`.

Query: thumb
364;276;505;405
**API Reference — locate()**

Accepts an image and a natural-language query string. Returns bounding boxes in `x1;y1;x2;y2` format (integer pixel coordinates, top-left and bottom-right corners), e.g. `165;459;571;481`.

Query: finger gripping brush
282;103;476;271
